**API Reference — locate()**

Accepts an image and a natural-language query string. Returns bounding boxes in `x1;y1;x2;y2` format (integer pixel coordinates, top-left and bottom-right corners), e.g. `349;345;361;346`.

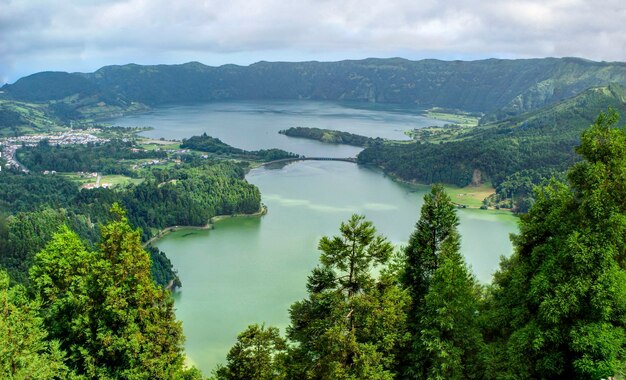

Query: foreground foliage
484;109;626;378
27;205;199;379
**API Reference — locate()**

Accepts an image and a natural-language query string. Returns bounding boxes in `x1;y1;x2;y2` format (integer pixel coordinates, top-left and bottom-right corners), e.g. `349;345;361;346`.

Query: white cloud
1;0;625;83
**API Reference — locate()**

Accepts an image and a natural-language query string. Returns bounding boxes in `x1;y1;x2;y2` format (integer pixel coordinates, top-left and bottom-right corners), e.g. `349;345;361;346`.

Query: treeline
17;139;166;175
0;160;261;288
279;127;378;147
215;109;626;379
181;133;299;161
0;207;203;379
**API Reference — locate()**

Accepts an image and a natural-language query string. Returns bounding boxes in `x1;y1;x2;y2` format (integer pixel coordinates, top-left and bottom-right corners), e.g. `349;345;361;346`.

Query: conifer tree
285;214;406;379
402;184;460;377
403;184;459;308
485;109;626;379
418;231;484;379
215;324;287;380
30;204;199;379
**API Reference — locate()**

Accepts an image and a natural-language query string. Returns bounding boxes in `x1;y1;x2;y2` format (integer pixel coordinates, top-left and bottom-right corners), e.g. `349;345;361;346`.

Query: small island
279;127;380;147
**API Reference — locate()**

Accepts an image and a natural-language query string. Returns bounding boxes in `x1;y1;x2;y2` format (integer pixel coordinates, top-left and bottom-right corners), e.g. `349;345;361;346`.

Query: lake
112;100;445;157
109;100;519;375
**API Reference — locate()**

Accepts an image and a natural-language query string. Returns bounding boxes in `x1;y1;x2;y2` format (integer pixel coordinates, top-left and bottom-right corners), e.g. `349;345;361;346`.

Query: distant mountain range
2;57;625;125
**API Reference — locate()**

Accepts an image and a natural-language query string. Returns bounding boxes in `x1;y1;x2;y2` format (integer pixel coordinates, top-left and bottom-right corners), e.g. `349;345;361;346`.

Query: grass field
404;108;483;143
425;108;481;127
100;175;144;187
444;183;495;208
60;173;143;188
139;140;181;151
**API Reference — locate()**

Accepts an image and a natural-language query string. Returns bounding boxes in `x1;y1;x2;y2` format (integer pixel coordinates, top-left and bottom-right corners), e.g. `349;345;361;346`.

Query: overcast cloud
1;0;625;83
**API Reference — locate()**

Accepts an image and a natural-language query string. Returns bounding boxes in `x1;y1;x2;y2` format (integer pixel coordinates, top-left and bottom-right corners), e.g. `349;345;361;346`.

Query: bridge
262;157;358;166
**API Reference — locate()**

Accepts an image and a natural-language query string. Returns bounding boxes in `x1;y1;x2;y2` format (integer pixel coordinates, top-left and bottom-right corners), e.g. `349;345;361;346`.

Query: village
0;130;110;172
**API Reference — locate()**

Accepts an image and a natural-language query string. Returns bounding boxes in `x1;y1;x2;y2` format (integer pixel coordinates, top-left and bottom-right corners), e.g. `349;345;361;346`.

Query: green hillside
358;83;626;188
2;58;625;126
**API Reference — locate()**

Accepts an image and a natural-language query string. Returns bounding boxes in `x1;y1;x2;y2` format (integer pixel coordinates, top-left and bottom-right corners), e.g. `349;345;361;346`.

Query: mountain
357;83;626;187
2;57;625;123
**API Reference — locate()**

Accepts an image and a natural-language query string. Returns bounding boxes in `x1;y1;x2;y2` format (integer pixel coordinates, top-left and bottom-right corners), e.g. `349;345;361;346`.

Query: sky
1;0;625;84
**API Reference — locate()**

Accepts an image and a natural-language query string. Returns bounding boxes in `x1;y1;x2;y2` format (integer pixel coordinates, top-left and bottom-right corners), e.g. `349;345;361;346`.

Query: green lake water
110;101;519;375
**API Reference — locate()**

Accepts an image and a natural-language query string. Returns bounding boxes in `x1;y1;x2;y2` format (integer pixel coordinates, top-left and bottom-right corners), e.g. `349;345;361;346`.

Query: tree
403;184;459;308
318;214;394;300
215;324;287;380
0;270;68;379
402;184;460;377
285;215;404;379
418;231;484;379
485;109;626;379
30;204;199;379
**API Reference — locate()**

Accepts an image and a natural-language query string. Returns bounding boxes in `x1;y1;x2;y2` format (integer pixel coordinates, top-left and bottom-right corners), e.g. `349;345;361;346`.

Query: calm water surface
113;101;518;375
110;100;445;157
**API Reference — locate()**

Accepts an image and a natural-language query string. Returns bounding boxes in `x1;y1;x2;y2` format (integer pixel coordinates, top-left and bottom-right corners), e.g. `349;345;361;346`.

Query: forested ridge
358;84;626;210
2;57;625;129
180;133;299;161
1;110;625;379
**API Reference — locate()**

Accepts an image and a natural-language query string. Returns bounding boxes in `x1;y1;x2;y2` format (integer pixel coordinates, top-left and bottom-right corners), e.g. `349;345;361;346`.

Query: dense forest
0;154;262;288
17;139;167;175
1;109;625;379
359;85;626;194
279;127;377;147
0;207;203;379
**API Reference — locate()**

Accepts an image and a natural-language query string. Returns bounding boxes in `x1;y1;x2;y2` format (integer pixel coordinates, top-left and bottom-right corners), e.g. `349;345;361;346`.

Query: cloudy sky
1;0;624;83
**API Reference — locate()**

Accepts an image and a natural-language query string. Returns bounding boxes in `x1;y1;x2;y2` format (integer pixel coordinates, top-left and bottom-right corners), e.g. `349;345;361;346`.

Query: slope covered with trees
181;133;298;161
2;58;625;127
0;159;261;288
279;127;376;147
0;206;203;379
358;84;626;189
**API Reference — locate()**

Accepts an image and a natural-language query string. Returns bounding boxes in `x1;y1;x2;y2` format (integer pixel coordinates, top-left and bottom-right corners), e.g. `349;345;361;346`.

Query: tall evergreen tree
485;109;626;379
30;204;199;379
403;184;459;309
418;231;484;379
402;184;460;378
215;324;287;380
285;214;406;379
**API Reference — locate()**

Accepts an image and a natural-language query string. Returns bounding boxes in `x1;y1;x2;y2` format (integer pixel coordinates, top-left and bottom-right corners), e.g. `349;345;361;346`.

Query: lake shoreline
366;165;515;214
144;205;268;247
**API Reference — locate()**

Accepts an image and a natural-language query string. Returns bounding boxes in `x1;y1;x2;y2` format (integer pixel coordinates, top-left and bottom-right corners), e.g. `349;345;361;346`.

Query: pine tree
402;184;461;377
30;204;199;379
485;109;626;379
403;184;459;308
418;231;484;379
215;324;287;380
285;214;405;379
